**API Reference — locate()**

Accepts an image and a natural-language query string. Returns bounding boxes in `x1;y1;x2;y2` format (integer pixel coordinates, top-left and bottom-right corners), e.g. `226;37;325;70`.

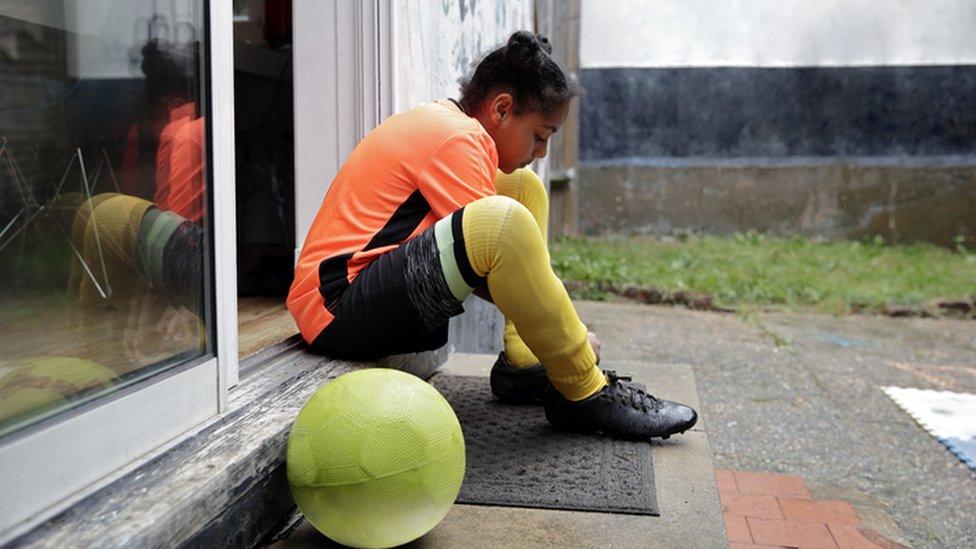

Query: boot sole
547;415;695;440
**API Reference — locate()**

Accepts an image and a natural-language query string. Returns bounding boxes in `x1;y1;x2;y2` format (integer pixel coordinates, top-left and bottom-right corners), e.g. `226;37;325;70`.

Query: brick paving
717;469;887;548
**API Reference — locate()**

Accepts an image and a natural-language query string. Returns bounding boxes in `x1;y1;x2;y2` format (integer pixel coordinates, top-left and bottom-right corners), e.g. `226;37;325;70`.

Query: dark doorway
233;0;297;358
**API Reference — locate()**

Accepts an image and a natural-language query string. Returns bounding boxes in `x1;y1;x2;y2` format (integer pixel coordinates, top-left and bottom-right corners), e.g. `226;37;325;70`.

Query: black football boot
544;370;698;439
491;353;648;405
489;352;551;404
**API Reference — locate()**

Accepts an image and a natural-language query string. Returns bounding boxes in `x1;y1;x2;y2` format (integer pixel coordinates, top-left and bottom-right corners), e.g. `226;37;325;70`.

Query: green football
286;368;465;548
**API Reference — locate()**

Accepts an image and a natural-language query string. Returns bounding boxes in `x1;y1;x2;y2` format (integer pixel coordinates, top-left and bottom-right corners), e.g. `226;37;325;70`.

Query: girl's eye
535;135;544;144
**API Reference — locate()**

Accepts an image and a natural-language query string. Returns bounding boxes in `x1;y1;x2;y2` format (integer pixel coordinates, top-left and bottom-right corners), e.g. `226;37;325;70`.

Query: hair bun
459;29;583;115
536;35;553;55
505;31;551;70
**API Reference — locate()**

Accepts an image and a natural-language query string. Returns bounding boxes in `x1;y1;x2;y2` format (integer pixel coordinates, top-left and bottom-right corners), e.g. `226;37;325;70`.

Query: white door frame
292;0;394;259
0;0;236;540
211;0;239;396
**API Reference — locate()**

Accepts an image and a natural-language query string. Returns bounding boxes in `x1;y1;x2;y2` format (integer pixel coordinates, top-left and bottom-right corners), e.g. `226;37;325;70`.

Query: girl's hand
587;331;602;365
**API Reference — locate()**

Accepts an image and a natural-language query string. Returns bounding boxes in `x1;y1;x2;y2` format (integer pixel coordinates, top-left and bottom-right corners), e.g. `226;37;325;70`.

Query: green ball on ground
286;368;465;548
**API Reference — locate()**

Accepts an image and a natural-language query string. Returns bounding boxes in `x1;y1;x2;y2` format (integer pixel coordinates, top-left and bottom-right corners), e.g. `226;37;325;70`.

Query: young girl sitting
287;31;697;440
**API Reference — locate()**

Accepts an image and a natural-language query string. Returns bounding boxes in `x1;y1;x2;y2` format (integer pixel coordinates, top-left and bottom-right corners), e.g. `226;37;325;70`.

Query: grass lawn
550;232;976;315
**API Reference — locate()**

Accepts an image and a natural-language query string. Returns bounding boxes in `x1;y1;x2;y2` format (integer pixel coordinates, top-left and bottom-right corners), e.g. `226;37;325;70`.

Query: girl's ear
491;92;514;124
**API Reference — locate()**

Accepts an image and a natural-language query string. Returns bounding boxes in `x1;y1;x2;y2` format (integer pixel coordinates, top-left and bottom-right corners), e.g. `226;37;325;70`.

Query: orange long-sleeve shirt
287;100;498;343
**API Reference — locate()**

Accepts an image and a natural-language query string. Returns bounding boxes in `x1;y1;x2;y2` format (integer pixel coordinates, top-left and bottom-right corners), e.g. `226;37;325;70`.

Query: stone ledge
13;348;354;548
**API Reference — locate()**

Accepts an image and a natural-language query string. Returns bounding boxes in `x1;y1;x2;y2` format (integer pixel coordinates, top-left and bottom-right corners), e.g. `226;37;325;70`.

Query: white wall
581;0;976;68
393;0;533;110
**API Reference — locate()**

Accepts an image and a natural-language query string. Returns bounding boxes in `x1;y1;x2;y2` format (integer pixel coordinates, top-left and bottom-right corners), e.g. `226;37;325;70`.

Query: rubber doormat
430;374;659;515
883;386;976;470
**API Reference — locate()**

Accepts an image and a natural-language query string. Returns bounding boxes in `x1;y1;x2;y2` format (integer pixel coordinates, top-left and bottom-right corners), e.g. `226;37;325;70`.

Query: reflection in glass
0;1;210;437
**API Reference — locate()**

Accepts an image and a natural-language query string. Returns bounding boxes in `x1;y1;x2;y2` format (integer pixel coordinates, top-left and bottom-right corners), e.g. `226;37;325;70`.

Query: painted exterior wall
575;0;976;246
392;0;534;354
393;0;532;111
580;0;976;68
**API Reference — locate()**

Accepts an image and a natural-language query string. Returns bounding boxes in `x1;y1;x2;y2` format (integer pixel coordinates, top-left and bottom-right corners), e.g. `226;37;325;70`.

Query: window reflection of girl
122;40;204;223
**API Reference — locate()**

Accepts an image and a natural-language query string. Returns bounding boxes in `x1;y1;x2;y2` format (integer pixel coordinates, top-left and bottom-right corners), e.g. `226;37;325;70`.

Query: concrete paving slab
423;429;722;548
437;353;722;546
276;352;725;548
280;430;724;549
437;351;493;376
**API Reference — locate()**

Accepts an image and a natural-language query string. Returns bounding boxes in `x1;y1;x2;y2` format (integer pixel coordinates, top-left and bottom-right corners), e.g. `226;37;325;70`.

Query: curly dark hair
141;39;199;104
459;30;584;116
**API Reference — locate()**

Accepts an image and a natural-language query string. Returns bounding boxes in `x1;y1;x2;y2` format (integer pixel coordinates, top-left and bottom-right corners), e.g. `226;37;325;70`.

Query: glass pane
0;1;211;437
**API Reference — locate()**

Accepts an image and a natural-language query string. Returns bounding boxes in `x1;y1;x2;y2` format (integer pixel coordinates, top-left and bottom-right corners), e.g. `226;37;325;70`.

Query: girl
287;31;696;440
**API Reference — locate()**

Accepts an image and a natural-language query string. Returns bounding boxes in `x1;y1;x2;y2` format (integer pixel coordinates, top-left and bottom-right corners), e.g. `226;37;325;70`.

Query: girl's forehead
538;102;570;128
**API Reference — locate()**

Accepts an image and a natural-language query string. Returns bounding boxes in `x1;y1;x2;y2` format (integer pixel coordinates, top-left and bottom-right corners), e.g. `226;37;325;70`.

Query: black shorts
309;218;482;360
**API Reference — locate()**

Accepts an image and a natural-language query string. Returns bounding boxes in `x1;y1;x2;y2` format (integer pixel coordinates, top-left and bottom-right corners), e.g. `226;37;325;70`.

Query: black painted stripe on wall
580;66;976;160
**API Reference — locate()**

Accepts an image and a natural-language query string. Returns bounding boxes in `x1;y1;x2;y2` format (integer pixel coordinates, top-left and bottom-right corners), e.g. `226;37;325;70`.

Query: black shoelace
605;370;661;413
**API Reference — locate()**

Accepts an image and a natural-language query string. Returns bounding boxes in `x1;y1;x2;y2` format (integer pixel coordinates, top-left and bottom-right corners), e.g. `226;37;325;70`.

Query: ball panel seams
286;368;465;548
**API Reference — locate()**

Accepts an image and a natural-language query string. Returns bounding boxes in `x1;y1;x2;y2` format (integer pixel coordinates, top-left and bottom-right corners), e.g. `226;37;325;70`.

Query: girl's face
478;93;570;174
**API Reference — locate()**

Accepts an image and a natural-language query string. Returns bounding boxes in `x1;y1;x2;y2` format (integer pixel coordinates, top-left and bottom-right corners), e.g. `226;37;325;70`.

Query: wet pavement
576;299;976;548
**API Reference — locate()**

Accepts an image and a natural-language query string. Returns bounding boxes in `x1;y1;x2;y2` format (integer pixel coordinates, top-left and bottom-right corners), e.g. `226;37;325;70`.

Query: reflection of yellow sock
69;193;121;296
494;169;547;368
76;194;153;303
462;194;606;401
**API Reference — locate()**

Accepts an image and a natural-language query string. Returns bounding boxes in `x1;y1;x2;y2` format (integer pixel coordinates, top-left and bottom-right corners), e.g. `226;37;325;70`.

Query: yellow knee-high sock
493;168;547;368
462;195;606;401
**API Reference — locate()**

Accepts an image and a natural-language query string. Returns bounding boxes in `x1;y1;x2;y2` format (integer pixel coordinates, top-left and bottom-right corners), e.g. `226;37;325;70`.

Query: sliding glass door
0;0;234;538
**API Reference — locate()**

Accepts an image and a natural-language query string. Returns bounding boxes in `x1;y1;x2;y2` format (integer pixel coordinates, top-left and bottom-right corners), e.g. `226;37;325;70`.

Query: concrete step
276;353;726;548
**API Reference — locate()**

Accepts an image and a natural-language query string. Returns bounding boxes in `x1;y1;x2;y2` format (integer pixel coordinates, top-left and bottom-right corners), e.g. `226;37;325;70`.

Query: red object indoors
265;0;292;49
